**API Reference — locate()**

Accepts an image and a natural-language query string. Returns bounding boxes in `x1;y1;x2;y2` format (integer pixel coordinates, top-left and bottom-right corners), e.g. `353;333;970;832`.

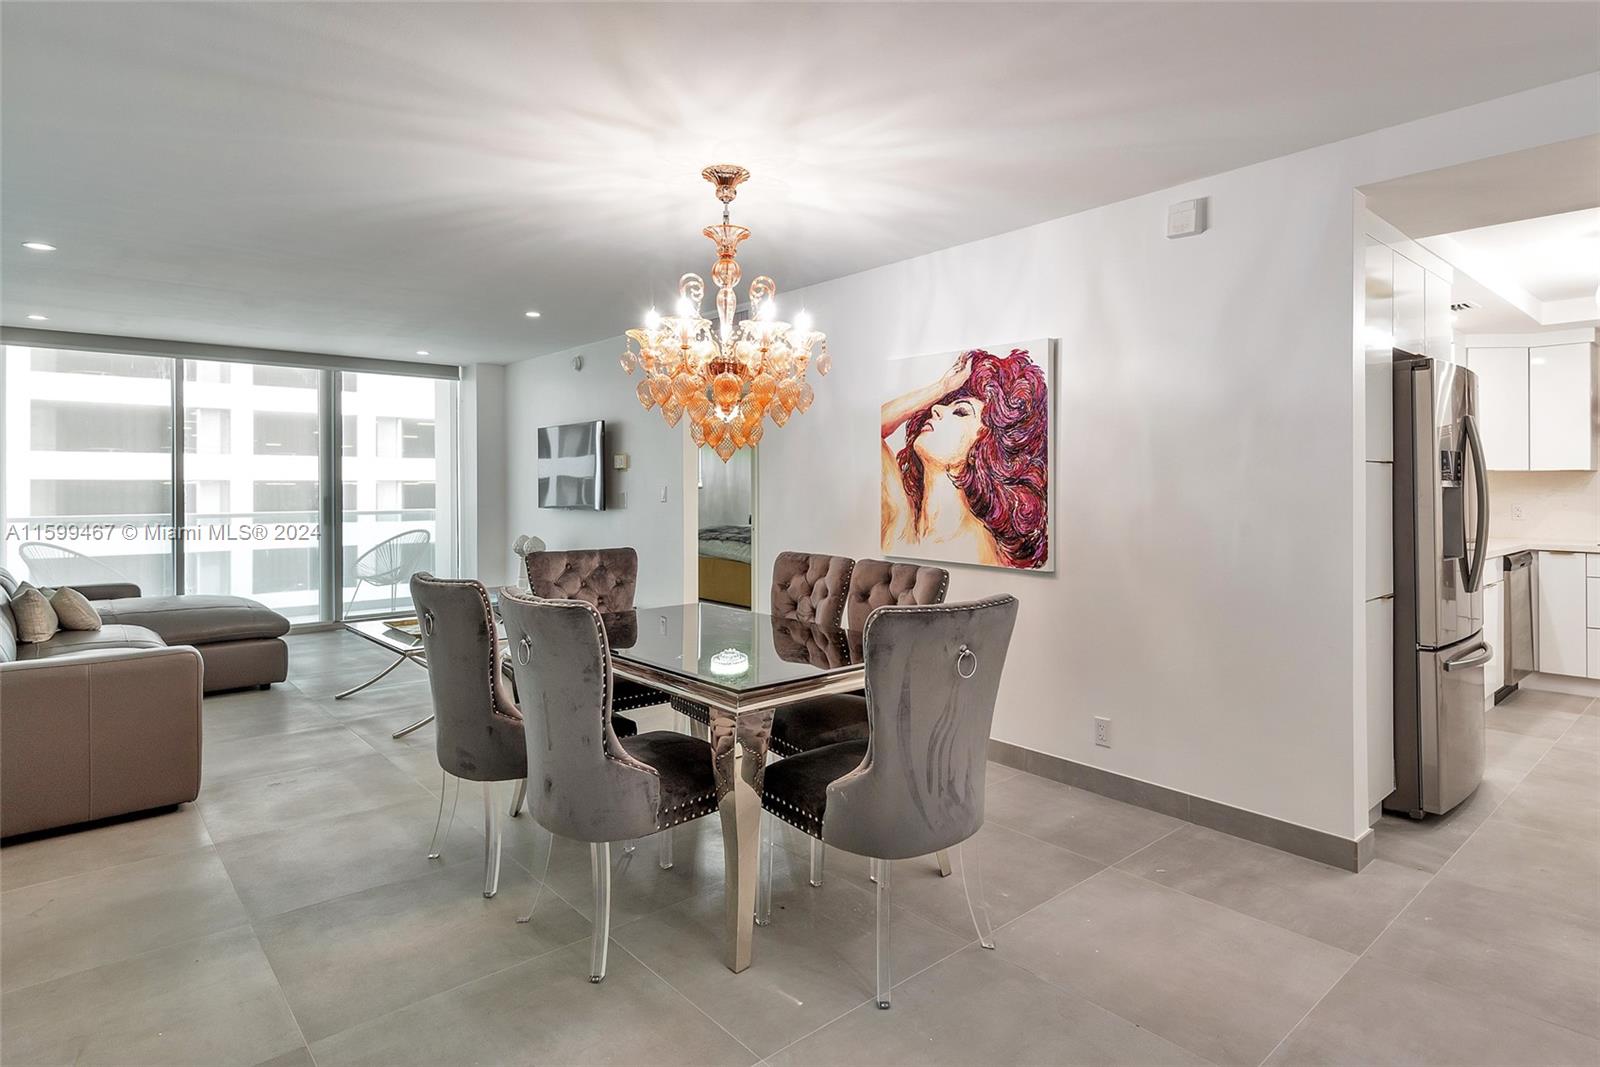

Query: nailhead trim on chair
614;687;671;712
761;792;824;838
859;594;1019;717
668;694;712;724
657;790;720;829
413;573;519;725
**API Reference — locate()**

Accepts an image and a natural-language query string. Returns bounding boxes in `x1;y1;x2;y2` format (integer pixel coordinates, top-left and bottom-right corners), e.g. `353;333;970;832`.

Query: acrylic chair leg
482;781;503;898
936;849;953;877
427;773;460;859
658;828;675;870
808;837;824;887
517;825;554;925
589;842;612;982
425;771;448;856
957;843;995;949
874;858;892;1009
755;813;773;926
508;779;527;818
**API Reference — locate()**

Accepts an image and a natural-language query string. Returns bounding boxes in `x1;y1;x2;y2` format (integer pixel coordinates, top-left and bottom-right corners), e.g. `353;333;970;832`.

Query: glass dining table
600;602;865;973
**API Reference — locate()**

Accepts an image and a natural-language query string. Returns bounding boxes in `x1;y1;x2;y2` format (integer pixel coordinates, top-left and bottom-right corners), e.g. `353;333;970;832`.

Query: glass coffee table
337;617;435;736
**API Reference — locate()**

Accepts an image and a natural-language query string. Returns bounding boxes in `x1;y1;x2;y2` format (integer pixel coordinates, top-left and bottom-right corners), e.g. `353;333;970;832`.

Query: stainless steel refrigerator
1389;355;1489;818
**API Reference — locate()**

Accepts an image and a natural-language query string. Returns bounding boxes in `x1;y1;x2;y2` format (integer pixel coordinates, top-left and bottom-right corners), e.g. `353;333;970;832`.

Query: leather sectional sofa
0;568;291;837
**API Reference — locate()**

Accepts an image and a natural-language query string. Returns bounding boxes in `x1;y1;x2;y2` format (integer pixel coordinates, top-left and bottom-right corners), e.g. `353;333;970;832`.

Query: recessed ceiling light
416;350;430;356
26;314;47;321
22;241;56;252
524;310;542;319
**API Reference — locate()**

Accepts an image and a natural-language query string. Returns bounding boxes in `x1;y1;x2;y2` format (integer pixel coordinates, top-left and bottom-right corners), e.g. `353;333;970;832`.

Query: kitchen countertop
1485;538;1600;562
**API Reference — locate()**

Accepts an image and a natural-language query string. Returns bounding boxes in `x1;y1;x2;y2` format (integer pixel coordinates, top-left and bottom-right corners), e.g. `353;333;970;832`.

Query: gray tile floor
2;630;1596;1066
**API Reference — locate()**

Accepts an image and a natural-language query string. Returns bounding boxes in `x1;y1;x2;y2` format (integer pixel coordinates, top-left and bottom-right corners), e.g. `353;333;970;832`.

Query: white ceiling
4;2;1598;365
1442;208;1600;303
1360;135;1600;239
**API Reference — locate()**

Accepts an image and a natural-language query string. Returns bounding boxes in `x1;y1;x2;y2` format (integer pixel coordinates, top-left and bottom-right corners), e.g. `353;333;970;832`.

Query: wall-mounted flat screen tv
537;420;605;510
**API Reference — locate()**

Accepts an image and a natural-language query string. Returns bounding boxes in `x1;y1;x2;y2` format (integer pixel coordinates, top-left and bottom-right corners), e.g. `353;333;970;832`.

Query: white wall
499;74;1599;845
504;340;689;608
460;363;509;586
756;75;1599;843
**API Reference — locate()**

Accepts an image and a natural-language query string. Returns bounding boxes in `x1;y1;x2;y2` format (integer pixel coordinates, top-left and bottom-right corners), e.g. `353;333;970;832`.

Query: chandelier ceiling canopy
622;165;829;461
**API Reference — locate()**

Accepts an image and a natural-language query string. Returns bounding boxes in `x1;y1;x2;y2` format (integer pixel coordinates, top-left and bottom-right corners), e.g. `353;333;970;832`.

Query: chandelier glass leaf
622;165;830;462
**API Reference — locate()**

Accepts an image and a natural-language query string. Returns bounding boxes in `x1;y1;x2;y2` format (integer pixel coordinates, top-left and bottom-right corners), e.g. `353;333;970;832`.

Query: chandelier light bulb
622;164;831;462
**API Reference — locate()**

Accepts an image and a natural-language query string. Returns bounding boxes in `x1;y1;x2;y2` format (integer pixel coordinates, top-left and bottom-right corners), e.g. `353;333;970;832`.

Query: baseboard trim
1519;673;1600;699
988;739;1371;872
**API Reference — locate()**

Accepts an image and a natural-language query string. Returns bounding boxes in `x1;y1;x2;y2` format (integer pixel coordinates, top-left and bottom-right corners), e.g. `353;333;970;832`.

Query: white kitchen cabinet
1365;240;1395;463
1529;343;1597;471
1483;574;1504;707
1424;269;1453;363
1366;597;1395;809
1467;347;1530;471
1589;631;1600;682
1588;577;1600;626
1538;551;1588;676
1393;254;1425;357
1366;462;1393;600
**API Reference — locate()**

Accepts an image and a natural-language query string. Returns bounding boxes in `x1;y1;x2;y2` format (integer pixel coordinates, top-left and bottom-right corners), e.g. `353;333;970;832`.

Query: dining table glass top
605;602;863;694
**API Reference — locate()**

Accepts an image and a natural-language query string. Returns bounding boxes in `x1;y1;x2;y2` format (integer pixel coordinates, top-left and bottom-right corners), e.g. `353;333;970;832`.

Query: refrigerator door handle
1462;412;1490;594
1442;641;1493;672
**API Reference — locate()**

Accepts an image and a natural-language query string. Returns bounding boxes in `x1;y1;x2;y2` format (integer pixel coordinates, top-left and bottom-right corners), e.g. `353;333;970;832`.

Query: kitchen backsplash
1488;469;1600;542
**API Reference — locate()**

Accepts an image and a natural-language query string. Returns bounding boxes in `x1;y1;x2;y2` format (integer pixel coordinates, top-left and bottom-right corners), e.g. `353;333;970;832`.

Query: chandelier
622;164;830;462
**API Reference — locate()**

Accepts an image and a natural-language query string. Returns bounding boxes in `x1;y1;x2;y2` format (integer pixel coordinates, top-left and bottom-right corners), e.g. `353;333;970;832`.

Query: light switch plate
1167;197;1207;239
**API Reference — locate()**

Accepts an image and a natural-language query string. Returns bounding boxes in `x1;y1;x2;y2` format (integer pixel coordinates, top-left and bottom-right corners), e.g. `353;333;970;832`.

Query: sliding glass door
2;350;177;593
2;345;457;623
337;371;458;619
181;360;326;623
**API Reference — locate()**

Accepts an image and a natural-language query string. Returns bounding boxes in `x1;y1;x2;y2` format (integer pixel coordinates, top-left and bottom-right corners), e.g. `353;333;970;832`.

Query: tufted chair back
844;559;950;631
498;590;664;843
409;574;526;784
770;616;852;669
823;596;1019;860
770;552;854;629
523;547;639;614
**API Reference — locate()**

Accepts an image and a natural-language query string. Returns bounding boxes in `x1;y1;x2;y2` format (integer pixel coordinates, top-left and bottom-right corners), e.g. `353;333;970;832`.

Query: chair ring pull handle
956;644;977;679
421;610;435;636
517;635;532;666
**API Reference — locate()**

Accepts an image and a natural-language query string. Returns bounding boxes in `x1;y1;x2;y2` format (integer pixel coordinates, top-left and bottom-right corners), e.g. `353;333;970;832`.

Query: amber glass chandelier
621;164;830;461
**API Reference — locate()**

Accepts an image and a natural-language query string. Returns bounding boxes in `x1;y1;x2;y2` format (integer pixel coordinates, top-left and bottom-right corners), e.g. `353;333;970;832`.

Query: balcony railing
4;509;447;623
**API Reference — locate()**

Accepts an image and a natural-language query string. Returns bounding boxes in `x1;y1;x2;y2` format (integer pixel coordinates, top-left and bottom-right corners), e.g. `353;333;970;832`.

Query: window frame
2;337;459;626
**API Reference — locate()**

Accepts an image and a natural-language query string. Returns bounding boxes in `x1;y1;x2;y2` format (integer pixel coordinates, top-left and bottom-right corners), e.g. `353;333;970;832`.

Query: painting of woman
881;343;1052;571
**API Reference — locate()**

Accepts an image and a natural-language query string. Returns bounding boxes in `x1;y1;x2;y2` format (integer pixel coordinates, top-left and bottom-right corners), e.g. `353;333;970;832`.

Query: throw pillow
50;586;103;632
11;582;60;642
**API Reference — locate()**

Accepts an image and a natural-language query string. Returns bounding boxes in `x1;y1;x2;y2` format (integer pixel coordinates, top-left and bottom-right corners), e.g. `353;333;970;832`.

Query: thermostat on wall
1167;197;1207;239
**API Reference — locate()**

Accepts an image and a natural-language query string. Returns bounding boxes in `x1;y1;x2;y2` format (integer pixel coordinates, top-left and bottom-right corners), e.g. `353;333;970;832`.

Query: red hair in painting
897;348;1050;569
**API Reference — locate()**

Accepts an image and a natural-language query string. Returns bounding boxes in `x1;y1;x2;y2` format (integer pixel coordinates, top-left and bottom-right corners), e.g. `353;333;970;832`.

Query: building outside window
2;347;458;622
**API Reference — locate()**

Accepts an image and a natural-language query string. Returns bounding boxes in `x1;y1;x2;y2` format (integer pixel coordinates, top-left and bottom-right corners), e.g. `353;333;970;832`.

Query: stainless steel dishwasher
1499;551;1535;702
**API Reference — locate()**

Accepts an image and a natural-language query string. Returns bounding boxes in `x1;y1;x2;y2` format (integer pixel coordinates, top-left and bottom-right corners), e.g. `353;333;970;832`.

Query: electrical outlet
1094;716;1112;748
1512;504;1526;521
